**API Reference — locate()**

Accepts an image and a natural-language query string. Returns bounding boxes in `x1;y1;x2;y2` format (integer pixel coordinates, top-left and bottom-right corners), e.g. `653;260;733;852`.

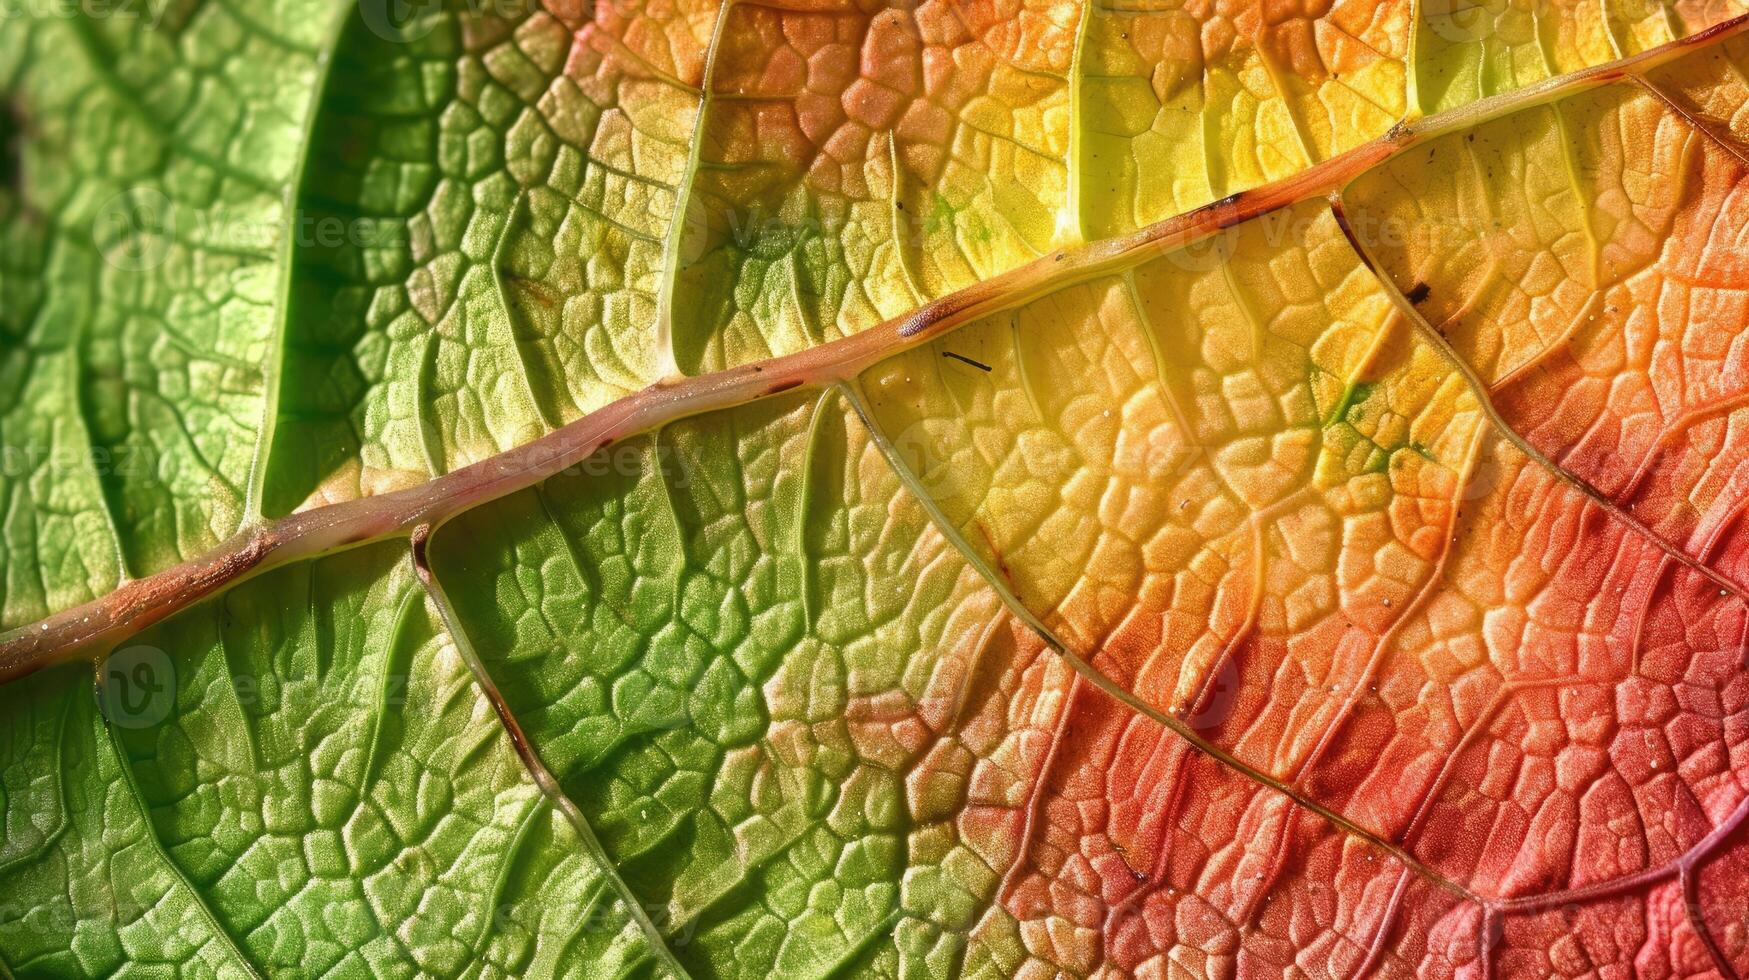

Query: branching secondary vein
1;13;1744;682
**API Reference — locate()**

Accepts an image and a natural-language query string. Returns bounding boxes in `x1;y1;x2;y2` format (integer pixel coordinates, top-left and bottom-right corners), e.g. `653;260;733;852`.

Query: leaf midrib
3;13;1744;683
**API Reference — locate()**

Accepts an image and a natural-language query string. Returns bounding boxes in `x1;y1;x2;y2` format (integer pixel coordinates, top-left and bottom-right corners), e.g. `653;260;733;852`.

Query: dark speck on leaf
0;101;24;191
1405;281;1432;304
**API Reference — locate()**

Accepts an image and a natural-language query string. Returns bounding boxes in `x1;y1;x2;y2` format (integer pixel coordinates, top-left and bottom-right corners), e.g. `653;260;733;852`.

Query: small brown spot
1405;281;1432;304
899;303;952;338
974;522;1018;590
1213;195;1289;231
505;274;558;309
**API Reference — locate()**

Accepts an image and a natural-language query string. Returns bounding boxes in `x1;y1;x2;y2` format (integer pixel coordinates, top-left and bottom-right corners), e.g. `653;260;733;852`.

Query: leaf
3;2;1749;978
0;0;347;623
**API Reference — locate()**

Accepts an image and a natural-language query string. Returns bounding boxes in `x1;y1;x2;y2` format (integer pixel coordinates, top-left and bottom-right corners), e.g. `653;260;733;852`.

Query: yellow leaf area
674;0;1410;369
270;0;1745;509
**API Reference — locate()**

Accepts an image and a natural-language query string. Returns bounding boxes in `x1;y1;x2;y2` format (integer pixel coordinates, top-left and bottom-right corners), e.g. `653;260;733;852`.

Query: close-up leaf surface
2;0;1749;977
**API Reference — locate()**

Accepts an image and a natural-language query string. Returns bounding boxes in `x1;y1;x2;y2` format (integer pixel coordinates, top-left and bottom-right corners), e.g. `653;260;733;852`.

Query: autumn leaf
2;0;1749;977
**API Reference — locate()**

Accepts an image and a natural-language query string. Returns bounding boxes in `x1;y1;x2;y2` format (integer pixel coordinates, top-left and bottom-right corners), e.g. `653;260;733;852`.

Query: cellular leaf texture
2;0;1749;978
